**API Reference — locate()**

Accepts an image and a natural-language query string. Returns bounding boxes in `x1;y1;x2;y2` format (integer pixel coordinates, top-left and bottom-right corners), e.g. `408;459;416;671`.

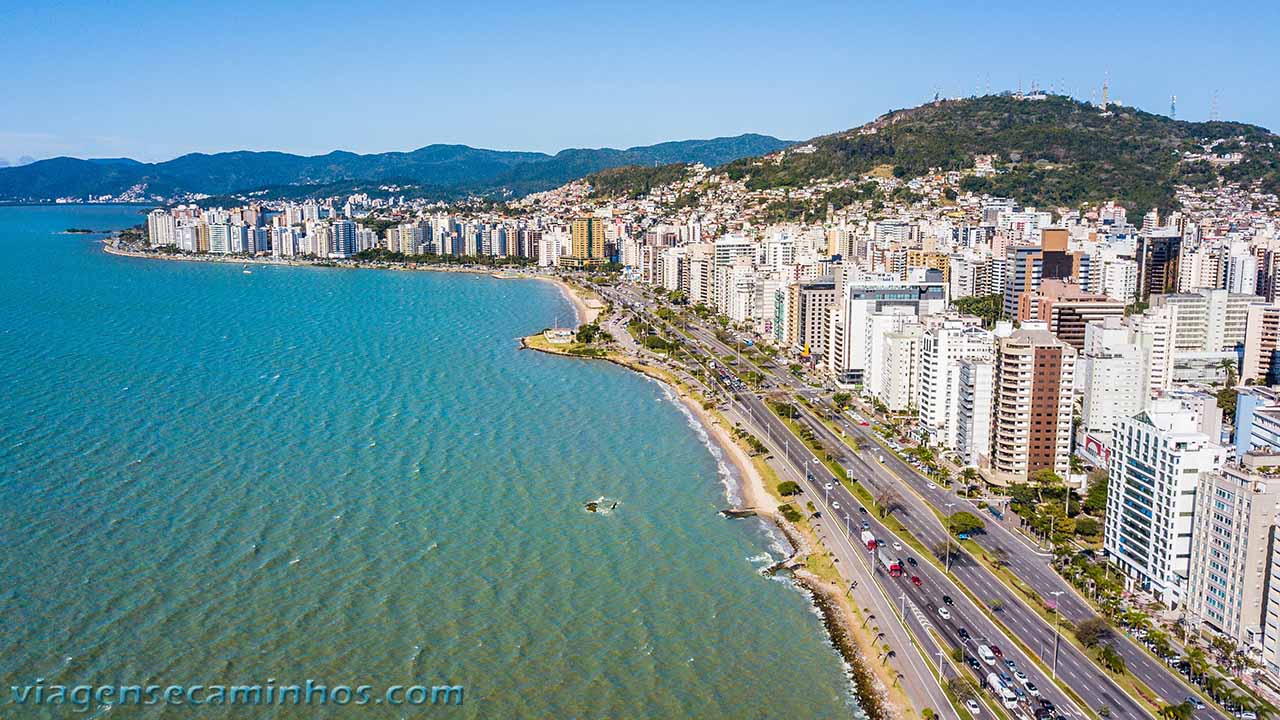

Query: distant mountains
0;134;792;202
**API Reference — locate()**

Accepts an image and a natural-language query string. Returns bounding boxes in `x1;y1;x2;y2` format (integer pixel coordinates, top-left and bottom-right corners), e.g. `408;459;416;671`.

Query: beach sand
541;276;600;327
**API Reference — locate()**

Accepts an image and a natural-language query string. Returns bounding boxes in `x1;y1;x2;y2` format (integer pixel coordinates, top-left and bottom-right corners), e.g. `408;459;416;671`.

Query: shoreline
520;330;892;719
101;241;548;277
520;334;774;516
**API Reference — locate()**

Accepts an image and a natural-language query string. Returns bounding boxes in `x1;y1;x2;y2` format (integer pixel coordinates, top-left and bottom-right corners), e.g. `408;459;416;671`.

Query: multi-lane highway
600;280;1220;719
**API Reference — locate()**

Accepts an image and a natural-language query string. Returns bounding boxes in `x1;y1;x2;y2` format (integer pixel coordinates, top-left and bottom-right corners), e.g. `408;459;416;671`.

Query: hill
720;94;1279;214
0;134;791;202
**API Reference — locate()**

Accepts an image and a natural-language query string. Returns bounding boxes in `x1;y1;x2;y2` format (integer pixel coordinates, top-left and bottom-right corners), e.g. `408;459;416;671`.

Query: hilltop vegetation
718;94;1280;215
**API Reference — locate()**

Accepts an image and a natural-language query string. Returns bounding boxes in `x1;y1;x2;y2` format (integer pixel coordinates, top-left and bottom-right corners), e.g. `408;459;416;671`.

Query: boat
242;264;252;274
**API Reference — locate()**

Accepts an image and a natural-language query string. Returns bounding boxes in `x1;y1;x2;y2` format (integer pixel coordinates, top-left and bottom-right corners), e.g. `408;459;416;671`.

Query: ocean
0;205;862;718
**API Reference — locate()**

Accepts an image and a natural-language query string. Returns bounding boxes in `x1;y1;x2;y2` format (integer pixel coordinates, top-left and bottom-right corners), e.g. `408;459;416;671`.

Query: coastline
101;241;547;277
520;333;774;517
520;312;892;719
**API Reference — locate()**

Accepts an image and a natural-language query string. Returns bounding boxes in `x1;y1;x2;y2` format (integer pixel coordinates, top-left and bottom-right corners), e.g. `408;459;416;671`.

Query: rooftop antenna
1101;73;1110;111
1210;90;1220;121
1170;94;1177;119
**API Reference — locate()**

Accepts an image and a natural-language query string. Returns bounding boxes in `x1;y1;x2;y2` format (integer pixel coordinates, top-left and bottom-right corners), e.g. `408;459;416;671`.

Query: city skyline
2;0;1278;163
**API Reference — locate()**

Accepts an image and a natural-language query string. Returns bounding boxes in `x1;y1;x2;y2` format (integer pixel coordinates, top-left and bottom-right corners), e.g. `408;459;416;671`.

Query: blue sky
2;0;1277;162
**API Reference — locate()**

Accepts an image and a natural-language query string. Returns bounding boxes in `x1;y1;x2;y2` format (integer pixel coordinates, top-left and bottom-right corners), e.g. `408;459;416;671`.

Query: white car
1026;682;1040;698
937;607;951;620
964;698;981;715
892;542;902;551
1013;670;1028;685
926;482;937;489
824;482;833;491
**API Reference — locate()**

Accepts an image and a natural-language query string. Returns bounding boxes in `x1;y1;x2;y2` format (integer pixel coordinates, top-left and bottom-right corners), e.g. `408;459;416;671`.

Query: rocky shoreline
520;330;892;720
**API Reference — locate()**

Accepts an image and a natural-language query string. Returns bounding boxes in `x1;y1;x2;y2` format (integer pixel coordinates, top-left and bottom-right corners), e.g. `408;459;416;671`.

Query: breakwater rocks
795;571;894;720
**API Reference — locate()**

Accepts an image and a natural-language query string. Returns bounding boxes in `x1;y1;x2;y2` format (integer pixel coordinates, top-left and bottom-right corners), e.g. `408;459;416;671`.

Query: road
600;281;1216;719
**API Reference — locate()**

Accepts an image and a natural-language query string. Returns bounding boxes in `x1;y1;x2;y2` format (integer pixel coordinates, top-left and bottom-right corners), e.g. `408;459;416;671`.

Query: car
927;482;937;489
957;532;970;540
811;457;820;465
937;607;951;620
990;644;1003;658
892;541;902;551
1026;682;1040;698
911;575;922;587
906;557;917;567
1004;659;1017;671
1185;697;1205;710
965;698;982;715
942;595;954;605
858;506;867;514
861;520;870;530
1038;699;1056;712
831;501;840;510
824;482;833;491
858;420;869;426
1013;670;1028;685
965;654;981;671
977;645;996;665
957;628;971;640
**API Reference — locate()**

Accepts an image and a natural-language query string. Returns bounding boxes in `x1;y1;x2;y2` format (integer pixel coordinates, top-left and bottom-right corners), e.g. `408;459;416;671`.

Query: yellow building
564;217;608;267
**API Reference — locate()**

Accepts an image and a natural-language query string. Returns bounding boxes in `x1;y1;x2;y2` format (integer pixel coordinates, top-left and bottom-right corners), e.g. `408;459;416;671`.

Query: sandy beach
540;276;600;327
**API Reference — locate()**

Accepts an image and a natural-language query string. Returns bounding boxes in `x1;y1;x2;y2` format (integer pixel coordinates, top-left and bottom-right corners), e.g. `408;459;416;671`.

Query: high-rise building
330;220;357;258
1136;233;1183;299
990;324;1076;481
1243;304;1280;383
957;359;996;468
563;217;608;267
1104;399;1225;607
1079;317;1150;459
917;319;994;450
1187;451;1280;651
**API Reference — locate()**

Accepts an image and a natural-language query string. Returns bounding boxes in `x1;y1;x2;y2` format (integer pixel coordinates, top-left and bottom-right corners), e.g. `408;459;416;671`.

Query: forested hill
721;94;1279;214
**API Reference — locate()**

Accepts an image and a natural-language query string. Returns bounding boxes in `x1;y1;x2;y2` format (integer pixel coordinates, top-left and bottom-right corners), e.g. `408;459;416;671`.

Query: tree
777;481;801;497
875;489;904;519
1159;702;1194;720
1075;517;1102;538
1075;616;1113;648
1084;470;1109;514
1099;643;1126;674
947;511;985;536
832;392;851;409
947;676;978;701
771;401;799;419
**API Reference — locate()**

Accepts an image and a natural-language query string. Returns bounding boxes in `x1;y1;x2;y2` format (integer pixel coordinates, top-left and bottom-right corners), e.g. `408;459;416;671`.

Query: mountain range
0;135;792;202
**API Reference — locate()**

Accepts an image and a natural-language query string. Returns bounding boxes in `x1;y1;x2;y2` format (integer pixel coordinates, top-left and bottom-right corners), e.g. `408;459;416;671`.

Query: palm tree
1185;646;1209;682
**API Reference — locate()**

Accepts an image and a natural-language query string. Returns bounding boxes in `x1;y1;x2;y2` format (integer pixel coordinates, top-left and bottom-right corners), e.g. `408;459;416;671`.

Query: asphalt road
600;282;1214;719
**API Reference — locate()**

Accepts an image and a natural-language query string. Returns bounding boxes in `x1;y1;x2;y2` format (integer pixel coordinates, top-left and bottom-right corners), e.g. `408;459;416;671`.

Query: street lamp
944;502;956;573
1050;590;1064;679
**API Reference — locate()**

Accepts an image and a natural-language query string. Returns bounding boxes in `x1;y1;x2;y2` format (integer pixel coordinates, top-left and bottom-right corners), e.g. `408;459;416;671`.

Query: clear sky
2;0;1277;163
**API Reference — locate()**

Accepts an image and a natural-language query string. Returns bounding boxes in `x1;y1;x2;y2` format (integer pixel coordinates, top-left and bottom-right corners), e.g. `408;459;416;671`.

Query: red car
990;645;1003;659
910;575;922;587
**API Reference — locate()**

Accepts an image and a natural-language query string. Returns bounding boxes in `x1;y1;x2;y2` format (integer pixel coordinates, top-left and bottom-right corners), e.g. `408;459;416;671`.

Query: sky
2;0;1278;164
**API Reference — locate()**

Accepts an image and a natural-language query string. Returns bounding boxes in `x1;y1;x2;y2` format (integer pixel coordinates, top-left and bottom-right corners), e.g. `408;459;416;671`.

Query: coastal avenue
673;302;1218;720
599;279;1221;720
598;283;1092;718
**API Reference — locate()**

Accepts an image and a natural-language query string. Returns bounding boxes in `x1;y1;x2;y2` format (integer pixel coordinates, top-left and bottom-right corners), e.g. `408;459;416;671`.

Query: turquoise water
0;205;861;718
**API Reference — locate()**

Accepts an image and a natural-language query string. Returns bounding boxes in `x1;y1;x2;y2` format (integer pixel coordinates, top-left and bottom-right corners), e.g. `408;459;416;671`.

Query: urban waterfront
0;205;862;718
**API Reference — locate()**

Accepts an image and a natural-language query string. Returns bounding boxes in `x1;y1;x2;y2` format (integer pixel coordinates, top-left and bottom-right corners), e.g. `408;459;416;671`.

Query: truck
877;548;903;576
860;530;876;550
